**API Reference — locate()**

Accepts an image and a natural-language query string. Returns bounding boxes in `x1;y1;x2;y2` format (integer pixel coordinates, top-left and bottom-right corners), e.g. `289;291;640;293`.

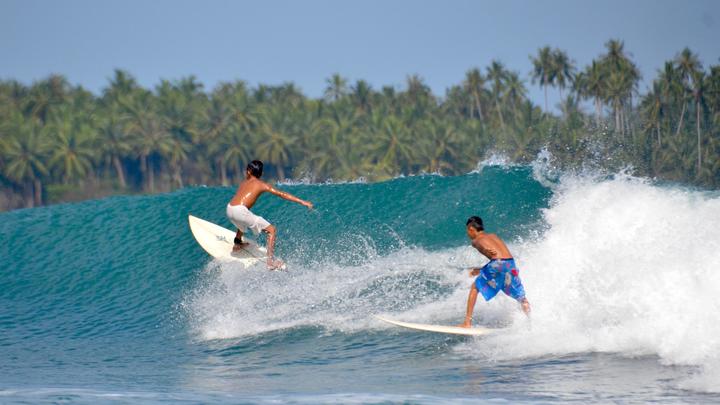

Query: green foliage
1;43;719;210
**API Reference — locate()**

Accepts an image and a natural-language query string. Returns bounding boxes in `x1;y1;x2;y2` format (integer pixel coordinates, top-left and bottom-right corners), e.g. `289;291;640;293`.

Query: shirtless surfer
227;160;313;269
459;216;530;327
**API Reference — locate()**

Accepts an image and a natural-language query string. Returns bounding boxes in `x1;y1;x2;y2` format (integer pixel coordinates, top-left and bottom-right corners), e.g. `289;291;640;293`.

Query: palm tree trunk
473;93;483;122
233;165;241;183
495;98;506;132
24;182;33;208
277;165;285;181
142;155;155;193
174;166;183;188
113;156;127;188
696;99;701;171
33;179;42;206
149;165;155;193
595;98;602;125
656;121;661;147
219;159;228;186
675;101;686;136
543;82;548;112
140;154;148;191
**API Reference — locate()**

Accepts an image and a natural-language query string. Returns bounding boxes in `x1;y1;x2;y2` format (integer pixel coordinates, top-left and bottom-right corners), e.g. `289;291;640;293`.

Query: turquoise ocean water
2;164;720;404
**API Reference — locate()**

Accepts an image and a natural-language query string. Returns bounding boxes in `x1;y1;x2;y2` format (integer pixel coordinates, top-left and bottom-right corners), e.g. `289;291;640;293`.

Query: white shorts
226;204;271;235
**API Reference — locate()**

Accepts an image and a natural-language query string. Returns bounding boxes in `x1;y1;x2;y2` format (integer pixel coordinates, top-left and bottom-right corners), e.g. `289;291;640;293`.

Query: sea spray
458;174;720;393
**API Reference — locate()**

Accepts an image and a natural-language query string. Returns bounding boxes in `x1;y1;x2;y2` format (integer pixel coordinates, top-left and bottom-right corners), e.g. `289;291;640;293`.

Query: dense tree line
1;40;719;210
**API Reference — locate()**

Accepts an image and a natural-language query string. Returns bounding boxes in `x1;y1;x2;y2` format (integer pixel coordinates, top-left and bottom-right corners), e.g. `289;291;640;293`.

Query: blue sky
1;0;719;111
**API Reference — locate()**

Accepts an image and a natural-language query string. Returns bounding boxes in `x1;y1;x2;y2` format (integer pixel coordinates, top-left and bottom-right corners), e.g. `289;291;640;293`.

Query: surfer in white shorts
227;160;313;269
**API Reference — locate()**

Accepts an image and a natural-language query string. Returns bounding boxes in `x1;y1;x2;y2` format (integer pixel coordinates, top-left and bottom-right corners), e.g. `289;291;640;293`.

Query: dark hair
466;216;484;231
247;160;264;178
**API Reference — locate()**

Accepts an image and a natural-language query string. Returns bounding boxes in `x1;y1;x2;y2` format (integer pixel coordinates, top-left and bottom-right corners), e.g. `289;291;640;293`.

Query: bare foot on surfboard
267;259;285;270
232;242;249;252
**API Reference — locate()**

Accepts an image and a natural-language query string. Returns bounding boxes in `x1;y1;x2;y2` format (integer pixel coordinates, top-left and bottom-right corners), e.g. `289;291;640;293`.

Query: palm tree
502;71;527;121
256;108;296;180
367;116;414;176
350;80;373;114
579;60;606;124
24;75;71;124
604;72;629;134
156;77;206;144
274;82;305;108
402;75;433;120
164;134;191;188
658;61;684;133
98;111;132;187
324;73;349;102
640;81;664;147
463;68;486;121
128;105;171;193
486;60;508;132
531;46;555;111
675;48;702;137
301;116;355;180
691;69;707;171
552;48;576;100
102;69;140;105
418;119;462;174
46;110;96;184
2;114;48;206
207;121;252;185
600;40;640;136
507;100;541;161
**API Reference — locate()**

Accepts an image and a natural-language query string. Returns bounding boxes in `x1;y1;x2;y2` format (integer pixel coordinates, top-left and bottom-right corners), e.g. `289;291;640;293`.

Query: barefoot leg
520;297;531;316
263;225;282;268
458;284;479;328
233;229;248;251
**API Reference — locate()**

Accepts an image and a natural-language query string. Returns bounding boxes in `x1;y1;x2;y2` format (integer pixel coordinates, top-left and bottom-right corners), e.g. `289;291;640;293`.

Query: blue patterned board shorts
474;258;527;302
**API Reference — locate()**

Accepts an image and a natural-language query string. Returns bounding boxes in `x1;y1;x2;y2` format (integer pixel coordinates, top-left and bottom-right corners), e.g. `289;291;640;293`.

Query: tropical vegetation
1;40;719;210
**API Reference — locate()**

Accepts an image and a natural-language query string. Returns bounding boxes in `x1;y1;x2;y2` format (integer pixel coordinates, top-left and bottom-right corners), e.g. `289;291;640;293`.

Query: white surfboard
188;214;283;269
374;315;496;336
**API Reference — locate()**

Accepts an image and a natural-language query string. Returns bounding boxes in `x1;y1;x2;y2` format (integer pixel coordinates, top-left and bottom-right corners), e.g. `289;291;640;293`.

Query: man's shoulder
257;179;273;189
247;177;269;187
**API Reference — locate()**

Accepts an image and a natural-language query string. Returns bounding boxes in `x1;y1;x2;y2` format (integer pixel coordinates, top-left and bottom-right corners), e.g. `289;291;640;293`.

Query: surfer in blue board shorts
459;216;530;327
227;160;313;269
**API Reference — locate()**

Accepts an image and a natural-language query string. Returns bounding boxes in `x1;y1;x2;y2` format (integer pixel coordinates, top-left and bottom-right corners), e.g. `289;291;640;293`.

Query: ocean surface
2;162;720;404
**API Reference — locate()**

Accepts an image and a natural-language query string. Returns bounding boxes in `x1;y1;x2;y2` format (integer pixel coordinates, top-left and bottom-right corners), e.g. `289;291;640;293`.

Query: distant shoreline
2;41;718;211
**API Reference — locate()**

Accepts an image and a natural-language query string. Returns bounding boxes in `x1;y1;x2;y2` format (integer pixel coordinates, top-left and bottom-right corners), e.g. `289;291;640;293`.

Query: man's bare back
230;177;279;209
470;233;513;260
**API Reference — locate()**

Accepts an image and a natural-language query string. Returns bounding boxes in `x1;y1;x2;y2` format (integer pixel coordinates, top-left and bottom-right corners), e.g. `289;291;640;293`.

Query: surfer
459;216;530;327
227;160;313;269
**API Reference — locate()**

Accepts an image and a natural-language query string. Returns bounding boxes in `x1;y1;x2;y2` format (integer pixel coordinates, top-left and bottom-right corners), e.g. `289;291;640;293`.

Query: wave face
2;165;720;402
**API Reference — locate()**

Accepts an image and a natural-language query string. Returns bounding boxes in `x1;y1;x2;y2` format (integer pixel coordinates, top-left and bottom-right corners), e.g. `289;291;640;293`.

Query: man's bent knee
263;225;276;234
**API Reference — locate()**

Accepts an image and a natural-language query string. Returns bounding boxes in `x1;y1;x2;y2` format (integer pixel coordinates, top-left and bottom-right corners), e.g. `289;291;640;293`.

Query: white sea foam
184;245;485;339
276;176;368;186
459;174;720;393
185;173;720;393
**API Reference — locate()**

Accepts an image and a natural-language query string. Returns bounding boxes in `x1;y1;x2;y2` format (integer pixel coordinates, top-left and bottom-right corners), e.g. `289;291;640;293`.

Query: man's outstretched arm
267;185;313;209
